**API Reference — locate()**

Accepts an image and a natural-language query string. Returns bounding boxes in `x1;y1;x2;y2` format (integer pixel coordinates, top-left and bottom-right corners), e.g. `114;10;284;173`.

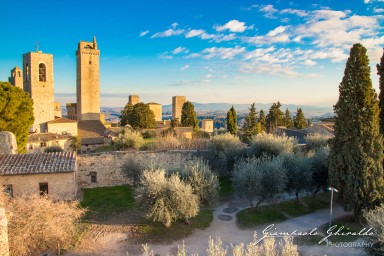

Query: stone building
27;133;73;153
129;95;139;105
78;120;108;152
148;102;162;121
66;103;78;120
201;119;214;133
76;37;100;121
47;117;78;136
54;102;62;117
0;152;77;200
23;51;55;133
172;96;186;120
8;66;23;89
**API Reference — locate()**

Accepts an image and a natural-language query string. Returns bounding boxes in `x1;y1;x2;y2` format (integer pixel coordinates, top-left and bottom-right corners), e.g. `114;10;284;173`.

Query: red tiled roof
0;152;76;175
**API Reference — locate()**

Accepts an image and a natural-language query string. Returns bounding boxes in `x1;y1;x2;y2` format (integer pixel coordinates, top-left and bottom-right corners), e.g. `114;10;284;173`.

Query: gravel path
69;199;369;256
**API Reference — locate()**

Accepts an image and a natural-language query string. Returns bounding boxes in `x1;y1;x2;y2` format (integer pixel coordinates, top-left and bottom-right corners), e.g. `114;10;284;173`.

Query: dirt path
68;199;368;256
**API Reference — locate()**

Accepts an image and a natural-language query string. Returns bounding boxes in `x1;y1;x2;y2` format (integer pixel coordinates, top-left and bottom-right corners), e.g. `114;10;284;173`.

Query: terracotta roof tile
28;133;72;143
0;152;76;175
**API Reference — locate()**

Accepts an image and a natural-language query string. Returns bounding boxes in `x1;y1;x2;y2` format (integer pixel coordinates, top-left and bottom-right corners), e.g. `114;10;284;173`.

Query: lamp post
328;187;338;229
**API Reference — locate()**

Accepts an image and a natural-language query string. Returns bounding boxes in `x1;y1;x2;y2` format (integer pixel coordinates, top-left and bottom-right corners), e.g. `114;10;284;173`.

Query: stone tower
148;102;162;122
76;36;100;121
8;67;23;89
23;51;54;133
172;96;186;120
129;95;139;105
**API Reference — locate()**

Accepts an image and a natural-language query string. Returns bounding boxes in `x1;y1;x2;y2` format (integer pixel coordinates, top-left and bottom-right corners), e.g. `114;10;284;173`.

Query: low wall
77;150;204;188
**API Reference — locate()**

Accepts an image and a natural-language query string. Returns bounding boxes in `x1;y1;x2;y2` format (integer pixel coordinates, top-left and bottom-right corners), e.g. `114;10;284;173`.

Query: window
39;63;46;81
39;182;48;195
26;63;29;81
89;61;92;64
90;172;97;183
40;142;47;147
3;185;13;197
18;71;21;77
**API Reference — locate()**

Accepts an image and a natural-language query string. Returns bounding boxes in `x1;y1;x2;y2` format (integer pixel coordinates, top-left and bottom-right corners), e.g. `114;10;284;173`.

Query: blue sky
0;0;383;107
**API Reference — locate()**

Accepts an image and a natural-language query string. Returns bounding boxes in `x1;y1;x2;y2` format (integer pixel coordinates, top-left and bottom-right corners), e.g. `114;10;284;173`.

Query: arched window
39;63;46;81
17;71;21;77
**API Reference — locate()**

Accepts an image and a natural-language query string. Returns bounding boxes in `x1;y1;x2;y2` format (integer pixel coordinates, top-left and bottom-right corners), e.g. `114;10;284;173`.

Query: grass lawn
80;185;214;243
237;193;330;229
132;209;214;244
219;176;235;197
81;185;136;220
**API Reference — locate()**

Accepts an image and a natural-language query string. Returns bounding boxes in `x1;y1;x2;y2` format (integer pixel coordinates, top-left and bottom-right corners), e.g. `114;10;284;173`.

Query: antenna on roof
35;40;39;52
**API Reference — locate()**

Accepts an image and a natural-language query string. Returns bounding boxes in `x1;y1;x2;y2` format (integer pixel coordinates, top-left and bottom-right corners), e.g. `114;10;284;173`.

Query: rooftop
0;152;76;176
28;133;72;143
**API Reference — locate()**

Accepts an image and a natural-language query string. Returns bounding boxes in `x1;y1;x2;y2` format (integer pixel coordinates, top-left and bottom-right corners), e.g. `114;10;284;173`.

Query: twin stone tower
8;37;101;133
8;37;190;133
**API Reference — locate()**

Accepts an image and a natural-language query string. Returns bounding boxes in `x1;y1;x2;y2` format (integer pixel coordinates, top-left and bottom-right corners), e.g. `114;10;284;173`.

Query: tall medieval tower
23;51;54;133
8;67;23;89
172;96;186;120
76;36;100;121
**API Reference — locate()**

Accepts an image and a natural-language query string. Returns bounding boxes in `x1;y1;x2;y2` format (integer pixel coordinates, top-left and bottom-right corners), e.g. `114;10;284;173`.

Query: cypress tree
226;106;237;135
283;108;293;128
259;109;266;132
266;101;284;133
181;101;199;129
293;108;307;129
329;43;384;223
377;49;384;134
244;103;260;140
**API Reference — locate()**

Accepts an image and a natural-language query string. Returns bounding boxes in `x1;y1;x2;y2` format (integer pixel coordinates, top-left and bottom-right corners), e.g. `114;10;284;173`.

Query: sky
0;0;383;108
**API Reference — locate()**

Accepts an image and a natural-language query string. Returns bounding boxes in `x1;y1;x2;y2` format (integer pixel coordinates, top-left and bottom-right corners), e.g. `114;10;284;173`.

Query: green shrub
305;133;332;151
233;156;286;208
136;169;199;227
364;204;384;253
121;157;146;186
114;128;145;150
249;133;297;157
206;133;245;176
152;134;181;150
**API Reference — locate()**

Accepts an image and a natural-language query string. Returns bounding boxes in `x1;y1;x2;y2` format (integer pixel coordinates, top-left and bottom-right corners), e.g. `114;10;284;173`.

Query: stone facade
172;96;186;120
77;150;202;188
0;172;77;199
27;134;72;153
47;118;78;136
0;132;17;154
129;95;139;105
148;102;162;121
0;208;9;256
202;119;214;133
23;51;55;133
76;37;100;121
66;103;78;120
54;102;62;117
8;66;23;89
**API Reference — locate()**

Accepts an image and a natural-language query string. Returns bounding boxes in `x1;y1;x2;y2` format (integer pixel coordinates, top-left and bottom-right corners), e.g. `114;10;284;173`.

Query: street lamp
328;187;338;229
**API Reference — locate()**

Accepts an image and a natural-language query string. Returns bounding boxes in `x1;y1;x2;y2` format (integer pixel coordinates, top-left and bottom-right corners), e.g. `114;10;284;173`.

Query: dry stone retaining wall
77;150;204;188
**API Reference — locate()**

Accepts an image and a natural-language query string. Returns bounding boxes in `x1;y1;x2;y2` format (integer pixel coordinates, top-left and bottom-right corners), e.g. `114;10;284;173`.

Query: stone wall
0;132;17;154
0;172;77;200
0;208;9;256
77;150;203;188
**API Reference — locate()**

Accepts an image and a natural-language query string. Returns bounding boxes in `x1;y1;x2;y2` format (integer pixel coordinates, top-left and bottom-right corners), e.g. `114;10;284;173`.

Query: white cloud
302;59;317;66
240;62;317;77
180;65;190;71
206;74;214;79
139;30;149;37
201;46;246;60
214;20;249;33
246;26;291;45
172;47;188;55
185;29;205;38
373;7;384;13
243;47;275;60
280;8;308;17
171;22;179;28
260;4;278;19
185;53;201;59
151;28;185;38
267;26;287;37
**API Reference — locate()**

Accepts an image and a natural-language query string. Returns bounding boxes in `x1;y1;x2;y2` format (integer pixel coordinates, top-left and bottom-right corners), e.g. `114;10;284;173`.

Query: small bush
206;133;244;176
114;128;145;150
44;146;64;153
364;204;384;253
172;159;219;207
142;131;155;139
136;169;199;227
121;157;146;186
233;156;286;208
180;137;209;150
305;133;332;151
3;192;85;256
249;133;297;157
153;134;181;150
